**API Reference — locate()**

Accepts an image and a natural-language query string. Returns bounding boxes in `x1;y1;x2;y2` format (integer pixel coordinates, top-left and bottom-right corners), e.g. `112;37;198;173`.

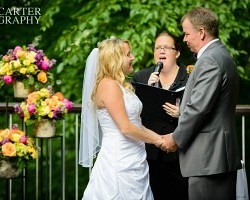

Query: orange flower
186;65;194;74
0;129;11;139
54;92;64;101
2;142;16;157
37;71;48;83
11;128;25;136
45;97;60;110
27;91;40;104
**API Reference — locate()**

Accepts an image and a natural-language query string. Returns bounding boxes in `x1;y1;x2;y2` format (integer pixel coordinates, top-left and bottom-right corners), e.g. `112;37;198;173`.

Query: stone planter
0;160;22;179
13;81;31;98
35;119;56;138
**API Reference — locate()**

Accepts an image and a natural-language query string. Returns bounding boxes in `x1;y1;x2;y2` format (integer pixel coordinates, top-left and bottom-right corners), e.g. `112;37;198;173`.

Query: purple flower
28;104;36;114
35;50;44;61
14;104;24;118
14;104;21;113
27;44;37;52
3;75;13;84
1;139;10;145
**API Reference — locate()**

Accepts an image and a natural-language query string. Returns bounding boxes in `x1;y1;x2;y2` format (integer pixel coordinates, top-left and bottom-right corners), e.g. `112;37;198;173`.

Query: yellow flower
15;143;27;157
12;60;21;68
37;71;48;83
37;103;50;116
39;88;50;98
28;146;37;159
15;49;26;58
27;65;36;74
48;111;54;118
23;110;31;122
2;142;16;157
26;51;36;62
9;133;22;142
20;67;28;74
23;59;31;66
1;63;12;75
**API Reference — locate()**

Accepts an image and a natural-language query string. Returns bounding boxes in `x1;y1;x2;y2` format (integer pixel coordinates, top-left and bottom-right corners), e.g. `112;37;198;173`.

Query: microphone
152;62;163;87
154;62;163;75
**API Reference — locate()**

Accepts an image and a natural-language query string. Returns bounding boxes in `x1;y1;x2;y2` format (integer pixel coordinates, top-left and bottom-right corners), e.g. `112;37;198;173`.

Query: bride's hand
154;135;165;148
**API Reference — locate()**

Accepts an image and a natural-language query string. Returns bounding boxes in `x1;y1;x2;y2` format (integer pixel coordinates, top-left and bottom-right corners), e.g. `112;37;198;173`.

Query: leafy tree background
0;0;250;199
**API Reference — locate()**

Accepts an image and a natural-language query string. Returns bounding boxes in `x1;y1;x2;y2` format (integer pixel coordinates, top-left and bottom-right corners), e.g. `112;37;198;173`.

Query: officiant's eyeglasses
154;46;176;52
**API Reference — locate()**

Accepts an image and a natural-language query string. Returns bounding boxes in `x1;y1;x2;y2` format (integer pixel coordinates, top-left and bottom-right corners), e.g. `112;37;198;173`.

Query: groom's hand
160;133;178;152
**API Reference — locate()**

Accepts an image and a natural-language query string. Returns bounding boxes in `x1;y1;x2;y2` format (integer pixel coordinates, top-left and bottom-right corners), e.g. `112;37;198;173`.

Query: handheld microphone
154;62;163;75
152;62;163;87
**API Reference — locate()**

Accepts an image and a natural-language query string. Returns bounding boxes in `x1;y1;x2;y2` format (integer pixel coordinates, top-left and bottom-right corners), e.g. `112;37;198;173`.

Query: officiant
132;32;189;200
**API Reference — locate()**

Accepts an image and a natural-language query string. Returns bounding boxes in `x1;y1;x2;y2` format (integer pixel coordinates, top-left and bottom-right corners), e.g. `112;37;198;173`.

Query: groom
161;7;241;200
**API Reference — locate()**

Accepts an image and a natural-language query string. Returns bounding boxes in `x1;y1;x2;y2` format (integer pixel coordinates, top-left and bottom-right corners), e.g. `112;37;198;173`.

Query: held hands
148;72;160;86
162;102;180;118
159;133;178;153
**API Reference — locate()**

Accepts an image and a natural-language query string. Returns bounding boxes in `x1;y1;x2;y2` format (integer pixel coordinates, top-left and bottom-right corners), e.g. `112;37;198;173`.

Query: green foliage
33;0;250;103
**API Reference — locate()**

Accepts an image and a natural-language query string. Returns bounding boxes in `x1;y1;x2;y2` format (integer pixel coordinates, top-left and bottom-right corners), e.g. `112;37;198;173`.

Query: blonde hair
91;38;134;101
181;7;219;38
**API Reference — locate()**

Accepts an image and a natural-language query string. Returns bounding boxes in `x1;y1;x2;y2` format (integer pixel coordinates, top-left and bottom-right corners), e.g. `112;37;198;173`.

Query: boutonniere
186;65;194;74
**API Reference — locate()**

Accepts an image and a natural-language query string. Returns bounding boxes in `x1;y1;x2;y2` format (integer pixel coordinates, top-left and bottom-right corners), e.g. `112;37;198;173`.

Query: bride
79;38;164;199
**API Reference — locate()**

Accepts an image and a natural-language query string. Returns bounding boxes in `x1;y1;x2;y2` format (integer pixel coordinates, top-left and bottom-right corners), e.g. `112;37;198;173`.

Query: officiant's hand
160;133;178;152
147;72;160;86
162;102;180;118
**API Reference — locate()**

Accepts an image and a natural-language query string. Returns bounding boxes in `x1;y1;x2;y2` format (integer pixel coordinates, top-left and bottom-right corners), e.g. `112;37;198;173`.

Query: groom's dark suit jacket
173;40;241;177
132;64;188;161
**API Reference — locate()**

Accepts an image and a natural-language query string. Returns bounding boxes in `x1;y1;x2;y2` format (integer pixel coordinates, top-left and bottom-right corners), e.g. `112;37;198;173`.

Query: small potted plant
0;44;56;98
0;124;37;178
14;87;73;137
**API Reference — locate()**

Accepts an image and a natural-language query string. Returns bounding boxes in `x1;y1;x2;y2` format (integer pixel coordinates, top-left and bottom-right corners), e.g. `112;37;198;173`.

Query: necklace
160;65;179;90
162;84;171;90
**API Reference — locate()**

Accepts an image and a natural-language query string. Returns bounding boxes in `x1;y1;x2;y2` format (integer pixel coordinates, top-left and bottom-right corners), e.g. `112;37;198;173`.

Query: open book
132;82;185;120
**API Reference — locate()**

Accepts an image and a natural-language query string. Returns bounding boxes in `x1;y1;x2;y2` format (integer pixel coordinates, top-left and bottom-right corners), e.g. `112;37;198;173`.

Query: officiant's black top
132;64;188;162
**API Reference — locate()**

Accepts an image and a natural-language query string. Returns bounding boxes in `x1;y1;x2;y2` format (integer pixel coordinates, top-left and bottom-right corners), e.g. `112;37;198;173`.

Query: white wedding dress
82;85;154;200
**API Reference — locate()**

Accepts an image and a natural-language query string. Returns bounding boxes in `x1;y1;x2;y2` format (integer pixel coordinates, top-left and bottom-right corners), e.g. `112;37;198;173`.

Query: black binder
132;82;185;120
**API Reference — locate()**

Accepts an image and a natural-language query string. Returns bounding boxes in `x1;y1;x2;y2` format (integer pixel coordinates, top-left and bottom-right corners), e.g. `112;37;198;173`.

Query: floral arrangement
0;44;56;90
186;65;194;74
14;87;74;125
0;124;37;169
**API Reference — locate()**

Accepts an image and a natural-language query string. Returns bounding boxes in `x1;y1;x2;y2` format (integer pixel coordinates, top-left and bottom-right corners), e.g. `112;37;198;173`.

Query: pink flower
3;75;13;84
28;104;36;114
13;46;22;52
2;55;9;62
20;136;27;144
63;99;73;110
40;60;50;71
